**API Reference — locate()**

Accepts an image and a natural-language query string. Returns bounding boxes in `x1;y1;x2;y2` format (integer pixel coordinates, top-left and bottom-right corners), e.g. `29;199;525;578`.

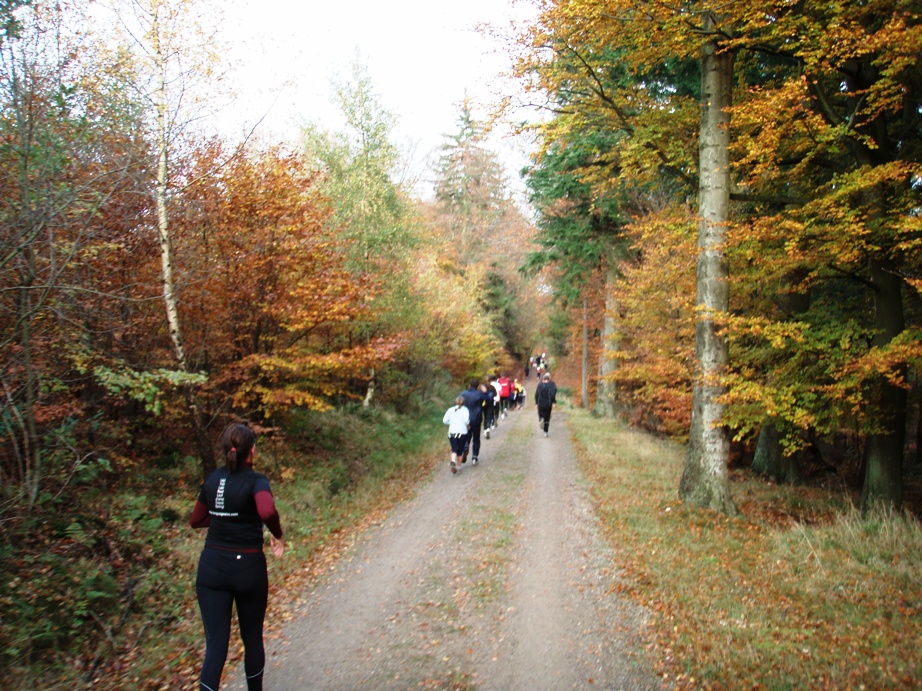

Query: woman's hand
270;535;285;557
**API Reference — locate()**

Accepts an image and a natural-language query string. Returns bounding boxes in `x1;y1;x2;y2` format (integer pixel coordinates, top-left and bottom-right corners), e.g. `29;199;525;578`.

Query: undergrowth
566;407;922;689
1;400;450;690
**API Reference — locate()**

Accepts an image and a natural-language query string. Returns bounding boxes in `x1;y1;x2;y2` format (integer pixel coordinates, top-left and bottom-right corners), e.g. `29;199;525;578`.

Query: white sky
219;0;538;198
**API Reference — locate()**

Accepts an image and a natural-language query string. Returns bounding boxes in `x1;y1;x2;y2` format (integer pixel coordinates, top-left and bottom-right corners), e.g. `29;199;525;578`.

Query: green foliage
480;265;525;354
300;60;418;276
0;1;29;43
545;306;571;357
523;133;625;302
0;486;189;686
2;552;118;659
433;98;509;260
94;366;208;415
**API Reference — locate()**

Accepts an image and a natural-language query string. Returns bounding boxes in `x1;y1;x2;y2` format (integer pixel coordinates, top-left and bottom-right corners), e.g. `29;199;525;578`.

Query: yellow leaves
725;314;809;349
837;331;922;391
609;203;698;436
231;337;403;416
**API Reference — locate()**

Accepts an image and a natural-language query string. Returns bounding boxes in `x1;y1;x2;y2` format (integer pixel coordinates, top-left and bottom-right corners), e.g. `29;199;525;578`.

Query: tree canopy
512;0;922;511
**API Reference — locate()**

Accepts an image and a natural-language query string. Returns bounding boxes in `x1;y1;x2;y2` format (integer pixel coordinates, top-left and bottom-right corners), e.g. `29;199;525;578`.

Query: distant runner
482;381;497;439
535;372;557;437
490;375;502;429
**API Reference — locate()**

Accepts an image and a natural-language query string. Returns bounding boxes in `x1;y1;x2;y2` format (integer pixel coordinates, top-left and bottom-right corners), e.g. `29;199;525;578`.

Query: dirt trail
226;405;658;690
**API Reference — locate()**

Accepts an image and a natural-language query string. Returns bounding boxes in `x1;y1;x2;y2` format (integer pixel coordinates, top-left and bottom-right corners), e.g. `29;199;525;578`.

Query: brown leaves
172;141;396;415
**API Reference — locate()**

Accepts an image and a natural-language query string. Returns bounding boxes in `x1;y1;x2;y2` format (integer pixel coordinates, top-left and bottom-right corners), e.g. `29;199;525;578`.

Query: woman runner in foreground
190;422;285;690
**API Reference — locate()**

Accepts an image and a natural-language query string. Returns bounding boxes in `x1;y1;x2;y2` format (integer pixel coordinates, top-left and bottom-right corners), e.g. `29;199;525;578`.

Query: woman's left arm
190;500;210;528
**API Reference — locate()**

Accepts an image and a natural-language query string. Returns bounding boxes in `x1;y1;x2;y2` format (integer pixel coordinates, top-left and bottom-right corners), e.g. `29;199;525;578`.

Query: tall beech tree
680;9;735;512
515;0;738;511
722;2;922;510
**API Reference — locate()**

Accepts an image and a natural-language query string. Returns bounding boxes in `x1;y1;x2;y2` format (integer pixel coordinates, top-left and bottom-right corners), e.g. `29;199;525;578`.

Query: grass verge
566;407;922;689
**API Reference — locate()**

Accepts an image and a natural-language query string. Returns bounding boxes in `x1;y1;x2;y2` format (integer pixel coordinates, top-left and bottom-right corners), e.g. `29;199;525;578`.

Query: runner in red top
498;373;512;420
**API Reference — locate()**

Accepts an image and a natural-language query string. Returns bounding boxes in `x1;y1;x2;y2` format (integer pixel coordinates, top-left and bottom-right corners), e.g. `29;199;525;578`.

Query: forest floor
224;404;659;690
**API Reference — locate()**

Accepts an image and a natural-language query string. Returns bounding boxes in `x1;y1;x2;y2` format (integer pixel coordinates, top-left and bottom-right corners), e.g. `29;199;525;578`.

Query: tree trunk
11;59;42;511
151;8;215;478
679;15;736;514
752;420;799;484
594;262;618;418
581;296;590;409
19;263;41;511
363;367;375;408
862;259;906;511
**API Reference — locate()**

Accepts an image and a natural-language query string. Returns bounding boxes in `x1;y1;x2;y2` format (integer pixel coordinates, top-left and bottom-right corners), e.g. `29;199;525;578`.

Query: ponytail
220;421;256;472
226;446;238;472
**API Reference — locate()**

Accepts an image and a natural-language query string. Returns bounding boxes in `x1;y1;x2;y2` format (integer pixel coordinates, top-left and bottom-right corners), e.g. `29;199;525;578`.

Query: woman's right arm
255;490;283;539
256;490;285;557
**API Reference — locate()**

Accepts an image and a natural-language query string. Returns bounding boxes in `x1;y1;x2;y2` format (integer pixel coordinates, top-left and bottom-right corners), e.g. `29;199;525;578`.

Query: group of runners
185;364;558;689
442;367;558;474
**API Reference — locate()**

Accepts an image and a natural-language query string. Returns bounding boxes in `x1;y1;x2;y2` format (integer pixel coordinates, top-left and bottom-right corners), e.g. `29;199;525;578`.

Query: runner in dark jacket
190;422;284;691
534;373;558;437
482;382;496;439
459;378;489;464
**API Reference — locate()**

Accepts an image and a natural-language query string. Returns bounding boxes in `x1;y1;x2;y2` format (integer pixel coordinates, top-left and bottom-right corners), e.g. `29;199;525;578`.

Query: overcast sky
219;0;537;198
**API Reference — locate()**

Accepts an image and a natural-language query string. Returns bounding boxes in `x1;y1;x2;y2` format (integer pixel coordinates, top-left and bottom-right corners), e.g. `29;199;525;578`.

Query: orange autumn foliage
173;141;399;416
612;204;697;438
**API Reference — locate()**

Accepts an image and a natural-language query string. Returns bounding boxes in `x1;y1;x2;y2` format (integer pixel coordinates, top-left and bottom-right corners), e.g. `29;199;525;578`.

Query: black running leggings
196;548;268;691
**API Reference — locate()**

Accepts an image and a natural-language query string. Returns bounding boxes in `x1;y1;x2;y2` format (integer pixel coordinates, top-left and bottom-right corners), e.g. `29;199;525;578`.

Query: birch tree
105;0;224;474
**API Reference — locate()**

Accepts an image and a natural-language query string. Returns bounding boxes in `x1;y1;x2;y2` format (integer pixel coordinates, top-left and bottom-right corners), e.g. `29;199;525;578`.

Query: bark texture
679;16;736;514
862;259;906;510
594;264;619;418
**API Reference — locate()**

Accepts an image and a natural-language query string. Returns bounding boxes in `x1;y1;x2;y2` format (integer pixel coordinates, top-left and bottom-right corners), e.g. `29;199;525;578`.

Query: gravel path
226;406;658;690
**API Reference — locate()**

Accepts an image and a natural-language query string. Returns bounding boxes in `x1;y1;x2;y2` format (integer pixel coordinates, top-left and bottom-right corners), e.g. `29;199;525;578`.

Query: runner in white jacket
443;396;470;474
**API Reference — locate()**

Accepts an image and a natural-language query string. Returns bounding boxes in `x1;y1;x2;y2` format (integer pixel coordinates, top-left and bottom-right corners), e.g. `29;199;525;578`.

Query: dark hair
221;421;256;472
469;378;479;388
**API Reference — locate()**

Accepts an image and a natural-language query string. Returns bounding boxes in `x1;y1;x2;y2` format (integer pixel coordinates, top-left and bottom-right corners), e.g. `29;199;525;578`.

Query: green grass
565;407;922;689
